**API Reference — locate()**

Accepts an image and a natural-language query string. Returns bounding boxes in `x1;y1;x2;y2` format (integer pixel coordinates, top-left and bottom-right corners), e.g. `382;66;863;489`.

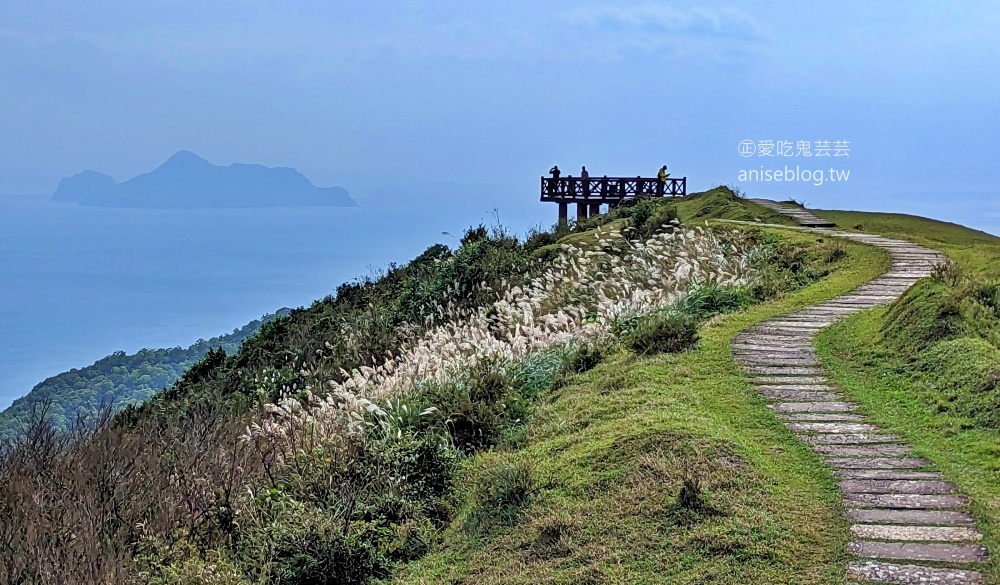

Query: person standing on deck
580;166;590;198
548;165;561;195
656;165;670;196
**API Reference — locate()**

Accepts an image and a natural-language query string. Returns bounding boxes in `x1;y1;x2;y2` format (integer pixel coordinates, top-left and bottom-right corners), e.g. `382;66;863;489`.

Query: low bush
624;197;680;239
269;515;386;585
566;341;605;373
677;284;754;318
417;360;523;454
465;453;533;528
622;311;700;356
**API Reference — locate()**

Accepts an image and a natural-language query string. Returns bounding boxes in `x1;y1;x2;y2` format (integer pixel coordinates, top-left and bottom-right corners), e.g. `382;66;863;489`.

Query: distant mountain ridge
52;170;118;202
52;151;355;208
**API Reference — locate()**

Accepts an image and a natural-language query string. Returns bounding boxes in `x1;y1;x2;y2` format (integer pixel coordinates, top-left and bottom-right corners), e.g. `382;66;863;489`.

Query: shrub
676;476;704;511
132;541;249;585
677;285;753;318
417;359;523;454
822;241;848;263
466;453;533;527
270;517;386;585
624;312;700;356
627;197;679;239
531;512;576;558
930;259;963;286
566;341;605;373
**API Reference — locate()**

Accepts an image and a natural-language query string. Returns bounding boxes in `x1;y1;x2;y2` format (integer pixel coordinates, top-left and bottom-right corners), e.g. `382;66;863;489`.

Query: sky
3;1;1000;227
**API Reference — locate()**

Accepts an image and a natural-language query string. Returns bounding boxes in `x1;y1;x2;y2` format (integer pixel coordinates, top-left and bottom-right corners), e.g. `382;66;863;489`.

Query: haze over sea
0;184;547;410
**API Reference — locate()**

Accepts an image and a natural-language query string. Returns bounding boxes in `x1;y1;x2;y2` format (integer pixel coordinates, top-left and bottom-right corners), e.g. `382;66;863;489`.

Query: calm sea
0;191;549;409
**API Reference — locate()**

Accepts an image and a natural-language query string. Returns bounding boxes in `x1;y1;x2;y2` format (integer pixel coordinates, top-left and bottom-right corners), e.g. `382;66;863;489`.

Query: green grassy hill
9;189;997;584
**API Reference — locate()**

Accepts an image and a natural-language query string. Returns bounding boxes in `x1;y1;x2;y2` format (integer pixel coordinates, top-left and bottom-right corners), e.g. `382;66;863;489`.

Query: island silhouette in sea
52;150;355;208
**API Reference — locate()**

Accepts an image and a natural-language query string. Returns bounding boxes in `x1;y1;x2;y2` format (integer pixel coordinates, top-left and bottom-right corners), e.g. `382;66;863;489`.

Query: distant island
52;150;356;208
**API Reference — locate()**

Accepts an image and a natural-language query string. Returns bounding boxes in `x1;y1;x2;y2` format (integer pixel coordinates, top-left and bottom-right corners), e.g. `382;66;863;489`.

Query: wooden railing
540;176;686;202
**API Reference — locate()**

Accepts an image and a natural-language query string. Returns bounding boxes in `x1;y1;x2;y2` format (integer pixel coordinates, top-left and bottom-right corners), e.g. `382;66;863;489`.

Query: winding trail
738;200;992;584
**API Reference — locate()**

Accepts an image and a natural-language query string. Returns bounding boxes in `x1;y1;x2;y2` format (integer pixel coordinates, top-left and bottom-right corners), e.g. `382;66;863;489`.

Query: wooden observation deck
540;176;687;222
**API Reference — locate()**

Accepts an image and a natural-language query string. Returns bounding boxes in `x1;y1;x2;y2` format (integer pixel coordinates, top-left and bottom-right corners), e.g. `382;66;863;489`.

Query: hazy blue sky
3;1;1000;223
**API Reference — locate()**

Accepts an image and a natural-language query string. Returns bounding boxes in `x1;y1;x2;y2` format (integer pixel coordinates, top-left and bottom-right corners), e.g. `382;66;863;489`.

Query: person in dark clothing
580;166;589;180
548;165;561;195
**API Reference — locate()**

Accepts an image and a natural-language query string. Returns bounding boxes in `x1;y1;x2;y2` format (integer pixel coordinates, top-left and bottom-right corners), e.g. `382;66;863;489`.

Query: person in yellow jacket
657;165;670;183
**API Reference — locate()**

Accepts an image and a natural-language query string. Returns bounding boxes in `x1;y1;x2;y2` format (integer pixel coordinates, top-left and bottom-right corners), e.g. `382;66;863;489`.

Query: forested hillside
0;310;288;442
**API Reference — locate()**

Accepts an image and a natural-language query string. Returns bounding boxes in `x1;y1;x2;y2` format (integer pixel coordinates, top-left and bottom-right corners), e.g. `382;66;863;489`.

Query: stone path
733;202;991;584
750;198;837;227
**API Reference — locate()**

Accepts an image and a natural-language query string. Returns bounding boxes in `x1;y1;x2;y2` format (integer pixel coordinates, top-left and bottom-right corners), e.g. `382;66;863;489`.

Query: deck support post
588;203;601;217
576;202;588;222
557;202;568;225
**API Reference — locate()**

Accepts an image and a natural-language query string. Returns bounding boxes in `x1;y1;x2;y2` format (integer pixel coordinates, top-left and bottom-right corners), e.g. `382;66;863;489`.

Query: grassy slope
810;209;1000;582
813;209;1000;276
676;194;798;226
394;229;891;585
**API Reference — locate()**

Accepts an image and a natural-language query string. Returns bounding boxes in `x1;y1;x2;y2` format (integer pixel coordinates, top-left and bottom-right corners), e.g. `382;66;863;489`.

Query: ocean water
0;191;550;409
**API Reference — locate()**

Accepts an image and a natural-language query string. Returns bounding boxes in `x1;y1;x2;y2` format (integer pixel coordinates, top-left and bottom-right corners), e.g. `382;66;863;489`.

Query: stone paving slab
742;366;827;375
735;334;817;343
744;327;818;337
760;390;843;401
838;470;944;480
824;299;889;306
733;346;816;354
840;480;958;495
801;433;903;445
848;541;988;563
731;343;815;351
756;384;836;391
846;509;976;526
733;348;816;356
814;445;912;457
773;316;839;323
847;560;983;584
851;525;983;542
825;457;931;469
762;321;830;328
844;494;971;509
780;412;866;422
734;340;816;349
733;336;818;344
734;354;818;362
751;376;830;385
788;422;878;433
769;401;856;412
